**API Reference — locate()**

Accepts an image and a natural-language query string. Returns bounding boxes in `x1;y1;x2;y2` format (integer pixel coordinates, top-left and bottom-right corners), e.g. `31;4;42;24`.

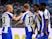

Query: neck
35;10;39;13
6;10;10;13
25;9;30;12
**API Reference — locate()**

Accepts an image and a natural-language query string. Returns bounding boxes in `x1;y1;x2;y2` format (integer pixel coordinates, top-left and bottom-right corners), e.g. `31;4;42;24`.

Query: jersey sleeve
21;13;27;21
8;13;13;19
44;10;49;19
33;14;36;20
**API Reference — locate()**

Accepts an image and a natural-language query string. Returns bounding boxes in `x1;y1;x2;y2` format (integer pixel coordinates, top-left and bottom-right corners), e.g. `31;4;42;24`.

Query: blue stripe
43;14;46;32
22;13;27;21
43;14;49;35
2;27;5;31
7;14;12;26
8;14;12;19
38;14;42;31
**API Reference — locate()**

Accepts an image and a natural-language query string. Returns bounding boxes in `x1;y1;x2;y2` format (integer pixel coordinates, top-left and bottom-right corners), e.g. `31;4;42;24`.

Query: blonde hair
6;4;13;10
24;3;30;9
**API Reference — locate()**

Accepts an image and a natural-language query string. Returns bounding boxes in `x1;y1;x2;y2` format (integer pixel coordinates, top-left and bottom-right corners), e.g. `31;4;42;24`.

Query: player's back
23;11;33;27
2;12;12;27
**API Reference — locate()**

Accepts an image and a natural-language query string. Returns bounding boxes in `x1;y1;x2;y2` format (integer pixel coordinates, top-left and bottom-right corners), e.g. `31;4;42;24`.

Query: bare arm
12;13;23;21
37;15;42;22
44;19;48;36
15;20;23;26
33;23;37;34
45;19;48;32
12;16;22;21
36;13;42;22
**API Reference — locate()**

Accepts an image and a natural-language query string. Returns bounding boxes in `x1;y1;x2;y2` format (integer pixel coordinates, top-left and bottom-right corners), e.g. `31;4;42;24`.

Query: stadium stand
0;0;52;28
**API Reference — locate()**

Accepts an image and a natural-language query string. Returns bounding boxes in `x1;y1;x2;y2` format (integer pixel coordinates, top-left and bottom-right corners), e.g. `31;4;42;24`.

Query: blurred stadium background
0;0;52;28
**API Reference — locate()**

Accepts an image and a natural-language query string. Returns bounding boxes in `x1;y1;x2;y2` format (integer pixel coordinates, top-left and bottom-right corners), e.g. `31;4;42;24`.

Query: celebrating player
15;3;34;39
33;4;43;39
2;4;22;39
39;3;50;39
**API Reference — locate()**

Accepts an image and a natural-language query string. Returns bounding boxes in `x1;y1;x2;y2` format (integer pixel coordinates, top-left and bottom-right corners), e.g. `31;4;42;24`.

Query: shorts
2;27;12;39
25;27;33;39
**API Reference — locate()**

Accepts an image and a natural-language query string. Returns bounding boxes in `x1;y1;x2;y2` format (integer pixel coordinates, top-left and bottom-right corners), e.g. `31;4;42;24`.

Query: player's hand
45;32;48;36
13;14;17;17
36;13;39;17
33;30;35;34
12;25;16;28
19;13;23;17
38;31;41;34
33;32;35;34
14;24;17;27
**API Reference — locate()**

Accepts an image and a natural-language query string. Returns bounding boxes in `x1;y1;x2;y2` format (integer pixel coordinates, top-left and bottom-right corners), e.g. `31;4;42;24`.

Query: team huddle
2;3;50;39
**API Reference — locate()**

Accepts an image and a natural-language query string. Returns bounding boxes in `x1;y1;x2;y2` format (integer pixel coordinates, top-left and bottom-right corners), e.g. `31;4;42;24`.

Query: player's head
33;4;39;12
40;3;46;11
23;3;30;11
6;4;13;13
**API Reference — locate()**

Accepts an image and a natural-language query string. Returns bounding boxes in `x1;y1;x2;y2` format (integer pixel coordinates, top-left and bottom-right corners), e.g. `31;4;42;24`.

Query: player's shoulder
3;12;13;17
38;10;43;15
7;12;13;15
30;11;33;14
3;12;12;15
23;12;27;15
38;10;43;13
44;9;49;13
44;9;50;15
6;12;13;16
45;9;48;11
2;12;8;16
28;11;33;15
23;12;27;16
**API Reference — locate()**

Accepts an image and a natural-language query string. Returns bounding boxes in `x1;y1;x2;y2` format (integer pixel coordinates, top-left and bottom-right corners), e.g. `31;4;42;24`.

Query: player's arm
33;14;37;34
15;20;23;26
46;11;50;30
36;13;42;22
45;13;48;30
14;13;26;26
44;11;49;35
46;19;48;29
33;23;37;34
12;13;23;21
37;15;42;22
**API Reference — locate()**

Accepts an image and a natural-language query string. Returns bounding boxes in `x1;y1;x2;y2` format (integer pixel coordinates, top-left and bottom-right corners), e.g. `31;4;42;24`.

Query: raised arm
36;13;42;22
12;13;23;21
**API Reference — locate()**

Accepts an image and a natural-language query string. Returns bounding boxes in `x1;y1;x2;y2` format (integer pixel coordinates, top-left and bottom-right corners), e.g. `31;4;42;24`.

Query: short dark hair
33;4;39;7
40;3;46;6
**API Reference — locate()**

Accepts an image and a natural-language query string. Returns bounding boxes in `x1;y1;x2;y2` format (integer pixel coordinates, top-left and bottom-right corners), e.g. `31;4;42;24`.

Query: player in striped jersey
40;3;50;39
33;4;43;39
15;3;34;39
2;4;22;39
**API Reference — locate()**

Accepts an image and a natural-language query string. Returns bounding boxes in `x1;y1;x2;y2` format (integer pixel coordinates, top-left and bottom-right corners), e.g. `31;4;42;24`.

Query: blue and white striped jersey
39;9;50;36
43;9;50;34
34;9;50;37
34;11;43;32
39;11;44;36
2;12;13;33
21;11;34;27
2;12;13;27
33;11;44;37
44;9;50;26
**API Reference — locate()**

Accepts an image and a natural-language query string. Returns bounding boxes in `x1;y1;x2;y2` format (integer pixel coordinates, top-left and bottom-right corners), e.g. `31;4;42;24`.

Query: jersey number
2;17;5;24
28;16;33;24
